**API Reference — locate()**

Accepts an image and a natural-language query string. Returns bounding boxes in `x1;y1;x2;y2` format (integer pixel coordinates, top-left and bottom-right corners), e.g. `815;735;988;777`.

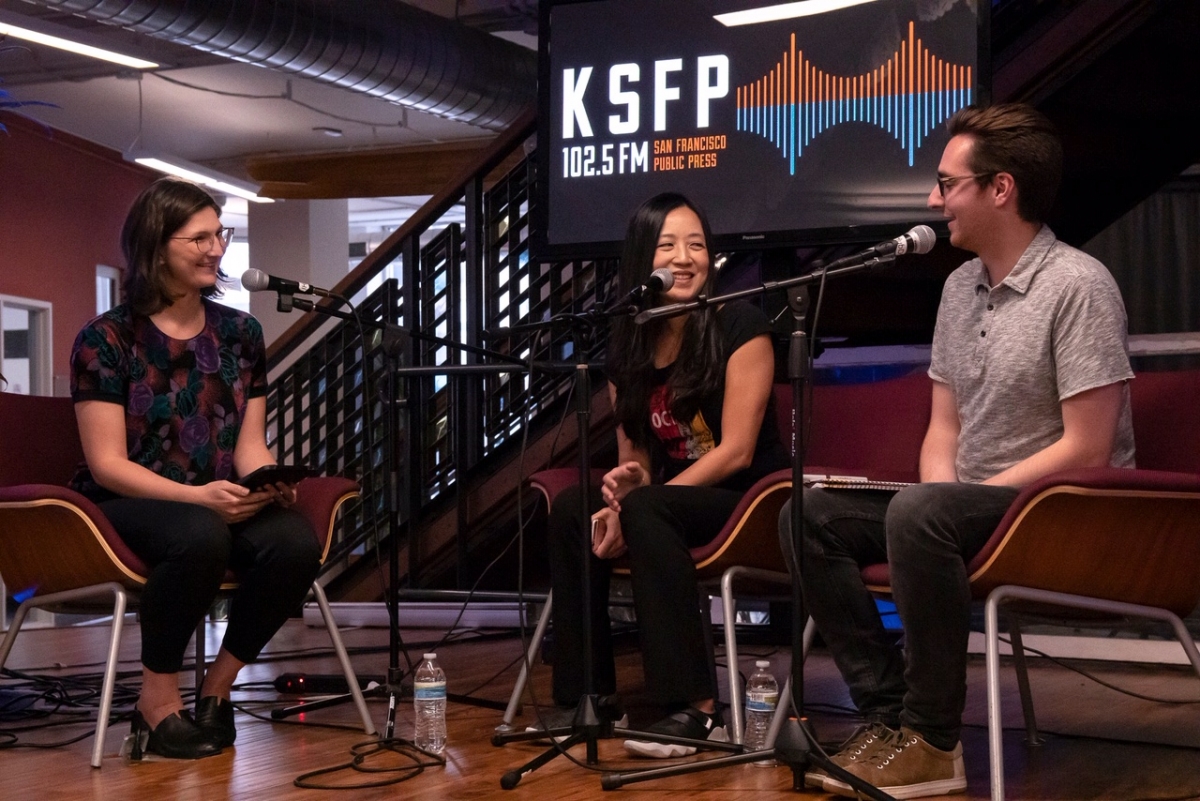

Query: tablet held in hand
237;464;318;490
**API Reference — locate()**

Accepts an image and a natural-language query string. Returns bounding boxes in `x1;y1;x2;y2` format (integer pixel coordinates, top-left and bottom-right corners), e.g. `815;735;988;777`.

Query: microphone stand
489;302;741;789
261;292;536;733
598;257;898;800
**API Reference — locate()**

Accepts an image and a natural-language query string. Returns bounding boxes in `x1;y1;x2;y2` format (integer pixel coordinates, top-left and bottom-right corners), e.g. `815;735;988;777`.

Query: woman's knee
255;508;323;568
169;506;233;564
547;485;590;539
618;484;679;527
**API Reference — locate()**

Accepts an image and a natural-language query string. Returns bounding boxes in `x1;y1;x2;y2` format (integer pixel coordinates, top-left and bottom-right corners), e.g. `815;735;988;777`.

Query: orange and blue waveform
736;23;974;171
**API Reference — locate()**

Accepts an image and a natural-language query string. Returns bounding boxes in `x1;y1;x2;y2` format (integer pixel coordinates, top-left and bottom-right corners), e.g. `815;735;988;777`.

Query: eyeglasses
171;227;234;253
936;173;994;197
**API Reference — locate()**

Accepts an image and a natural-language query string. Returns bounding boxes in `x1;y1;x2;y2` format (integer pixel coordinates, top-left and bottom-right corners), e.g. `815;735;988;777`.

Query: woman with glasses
68;177;320;759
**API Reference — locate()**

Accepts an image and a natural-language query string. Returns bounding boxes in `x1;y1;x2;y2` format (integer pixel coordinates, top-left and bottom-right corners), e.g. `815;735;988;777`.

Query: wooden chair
499;384;797;743
0;392;376;767
857;369;1200;800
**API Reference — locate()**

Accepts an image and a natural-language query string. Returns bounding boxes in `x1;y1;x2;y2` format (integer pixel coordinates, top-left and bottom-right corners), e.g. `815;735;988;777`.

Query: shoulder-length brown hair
121;177;226;315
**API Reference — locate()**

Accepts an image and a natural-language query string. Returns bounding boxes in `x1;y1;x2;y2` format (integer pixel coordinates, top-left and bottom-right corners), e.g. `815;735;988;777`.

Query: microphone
855;225;937;261
616;267;676;308
817;225;937;274
241;268;336;298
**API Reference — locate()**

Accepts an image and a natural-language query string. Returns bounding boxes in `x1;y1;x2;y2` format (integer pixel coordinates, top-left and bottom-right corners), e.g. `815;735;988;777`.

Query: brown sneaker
803;721;895;788
823;726;966;799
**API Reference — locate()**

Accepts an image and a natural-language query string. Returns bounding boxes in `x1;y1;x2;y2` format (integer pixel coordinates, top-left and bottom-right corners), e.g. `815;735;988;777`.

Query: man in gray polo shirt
780;103;1134;799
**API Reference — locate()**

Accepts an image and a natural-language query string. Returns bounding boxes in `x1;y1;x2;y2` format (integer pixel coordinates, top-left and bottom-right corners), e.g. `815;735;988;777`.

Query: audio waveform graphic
736;22;973;172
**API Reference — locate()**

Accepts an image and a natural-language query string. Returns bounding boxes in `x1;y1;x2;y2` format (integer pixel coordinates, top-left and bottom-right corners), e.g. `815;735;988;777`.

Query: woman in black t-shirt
543;193;785;758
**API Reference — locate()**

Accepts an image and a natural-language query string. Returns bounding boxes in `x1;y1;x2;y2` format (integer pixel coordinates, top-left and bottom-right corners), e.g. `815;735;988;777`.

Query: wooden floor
1;615;1199;800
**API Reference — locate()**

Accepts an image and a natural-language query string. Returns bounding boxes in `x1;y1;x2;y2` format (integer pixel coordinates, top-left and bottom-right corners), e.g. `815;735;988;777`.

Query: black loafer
194;696;237;748
131;709;222;760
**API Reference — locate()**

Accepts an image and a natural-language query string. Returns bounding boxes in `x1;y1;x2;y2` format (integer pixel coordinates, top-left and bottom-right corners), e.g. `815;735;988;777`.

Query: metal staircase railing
263;109;619;588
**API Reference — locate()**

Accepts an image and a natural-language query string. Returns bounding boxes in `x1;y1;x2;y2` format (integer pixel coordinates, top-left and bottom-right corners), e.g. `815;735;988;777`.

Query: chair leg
719;566;793;745
93;588;129;768
0;598;35;670
0;583;129;769
764;674;794;750
194;620;207;694
721;569;744;744
1006;614;1041;746
1166;613;1200;679
700;594;721;715
498;591;553;732
310;581;377;735
985;589;1009;801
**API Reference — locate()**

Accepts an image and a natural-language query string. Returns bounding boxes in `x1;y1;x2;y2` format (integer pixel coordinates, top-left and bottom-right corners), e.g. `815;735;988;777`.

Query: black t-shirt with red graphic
638;301;787;492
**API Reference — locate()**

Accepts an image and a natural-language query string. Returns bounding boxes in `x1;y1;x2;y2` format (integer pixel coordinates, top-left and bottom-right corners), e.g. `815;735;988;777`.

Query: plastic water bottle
744;659;778;766
413;652;447;754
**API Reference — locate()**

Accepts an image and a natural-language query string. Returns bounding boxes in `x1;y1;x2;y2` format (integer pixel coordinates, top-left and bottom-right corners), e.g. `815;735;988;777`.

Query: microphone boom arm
634;252;897;325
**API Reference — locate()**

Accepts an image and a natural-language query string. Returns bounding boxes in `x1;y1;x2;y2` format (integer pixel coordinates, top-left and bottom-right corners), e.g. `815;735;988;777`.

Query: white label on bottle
746;691;778;712
414;681;447;700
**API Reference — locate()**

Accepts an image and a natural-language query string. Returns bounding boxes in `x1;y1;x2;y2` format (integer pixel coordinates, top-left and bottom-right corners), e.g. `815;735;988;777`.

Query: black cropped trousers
99;499;322;674
546;483;744;709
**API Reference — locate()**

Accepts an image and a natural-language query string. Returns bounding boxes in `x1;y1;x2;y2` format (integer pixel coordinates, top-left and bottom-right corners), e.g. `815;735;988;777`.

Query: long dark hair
607;192;724;451
121;177;227;315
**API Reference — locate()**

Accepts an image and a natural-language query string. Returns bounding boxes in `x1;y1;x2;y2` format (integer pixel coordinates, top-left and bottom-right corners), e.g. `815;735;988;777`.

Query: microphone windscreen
241;268;269;292
908;225;937;255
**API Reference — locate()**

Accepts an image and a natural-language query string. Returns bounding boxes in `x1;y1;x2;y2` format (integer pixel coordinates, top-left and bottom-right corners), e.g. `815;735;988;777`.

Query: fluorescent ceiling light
714;0;883;27
0;21;158;70
130;154;274;204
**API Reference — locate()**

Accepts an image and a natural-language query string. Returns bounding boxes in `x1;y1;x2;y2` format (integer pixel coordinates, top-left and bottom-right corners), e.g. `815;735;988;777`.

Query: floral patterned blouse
69;299;267;501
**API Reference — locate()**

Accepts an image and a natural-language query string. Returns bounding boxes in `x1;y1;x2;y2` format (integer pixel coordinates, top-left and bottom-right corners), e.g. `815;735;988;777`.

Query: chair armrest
691;469;793;575
0;483;150;591
528;467;609;510
964;467;1200;614
968;467;1200;575
292;476;361;558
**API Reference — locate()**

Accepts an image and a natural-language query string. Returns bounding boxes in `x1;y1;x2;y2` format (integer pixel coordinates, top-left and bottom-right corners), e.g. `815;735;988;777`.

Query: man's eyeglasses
172;227;234;253
936;173;994;197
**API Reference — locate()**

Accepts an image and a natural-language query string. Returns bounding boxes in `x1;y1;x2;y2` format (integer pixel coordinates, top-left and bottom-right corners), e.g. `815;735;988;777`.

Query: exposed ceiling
0;0;538;203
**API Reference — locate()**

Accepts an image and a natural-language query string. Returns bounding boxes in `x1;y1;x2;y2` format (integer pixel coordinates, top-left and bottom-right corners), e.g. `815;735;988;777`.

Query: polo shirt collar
995;225;1056;295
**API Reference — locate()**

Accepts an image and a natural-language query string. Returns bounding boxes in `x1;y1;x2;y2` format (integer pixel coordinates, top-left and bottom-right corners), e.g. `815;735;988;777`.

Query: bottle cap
424;653;437;660
755;660;770;668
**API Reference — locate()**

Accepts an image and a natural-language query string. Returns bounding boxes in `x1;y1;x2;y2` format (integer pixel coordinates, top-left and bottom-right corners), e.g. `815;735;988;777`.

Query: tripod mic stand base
493;694;741;790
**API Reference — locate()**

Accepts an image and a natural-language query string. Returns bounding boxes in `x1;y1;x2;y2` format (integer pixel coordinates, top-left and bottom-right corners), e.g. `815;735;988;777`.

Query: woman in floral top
70;178;320;760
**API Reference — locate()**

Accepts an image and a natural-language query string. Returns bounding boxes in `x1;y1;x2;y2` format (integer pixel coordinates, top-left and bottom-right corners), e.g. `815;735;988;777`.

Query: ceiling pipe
26;0;536;131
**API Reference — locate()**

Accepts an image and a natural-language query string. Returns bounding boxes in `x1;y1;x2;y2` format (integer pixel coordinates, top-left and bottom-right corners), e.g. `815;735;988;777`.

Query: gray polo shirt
928;225;1136;484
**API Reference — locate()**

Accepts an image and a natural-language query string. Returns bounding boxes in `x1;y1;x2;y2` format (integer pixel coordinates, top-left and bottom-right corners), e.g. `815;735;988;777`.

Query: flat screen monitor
533;0;989;260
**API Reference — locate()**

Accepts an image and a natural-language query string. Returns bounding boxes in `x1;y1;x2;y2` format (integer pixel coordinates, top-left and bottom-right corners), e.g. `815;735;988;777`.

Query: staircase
264;0;1200;603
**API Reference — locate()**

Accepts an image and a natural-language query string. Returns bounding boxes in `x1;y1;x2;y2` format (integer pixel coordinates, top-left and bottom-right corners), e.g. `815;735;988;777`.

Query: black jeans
100;499;323;674
546;483;744;709
778;482;1018;749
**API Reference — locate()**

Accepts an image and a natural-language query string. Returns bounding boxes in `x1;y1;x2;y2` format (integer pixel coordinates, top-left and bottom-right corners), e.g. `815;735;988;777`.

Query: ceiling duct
27;0;536;131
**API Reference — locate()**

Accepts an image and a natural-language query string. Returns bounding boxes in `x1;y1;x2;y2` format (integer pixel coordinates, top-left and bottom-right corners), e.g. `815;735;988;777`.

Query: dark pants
778;482;1018;750
546;483;744;709
100;499;323;674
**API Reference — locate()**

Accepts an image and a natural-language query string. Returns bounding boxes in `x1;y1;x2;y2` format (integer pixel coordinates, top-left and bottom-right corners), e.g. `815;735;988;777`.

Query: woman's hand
601;461;649;512
192;481;273;524
262;481;299;508
590;507;627;560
